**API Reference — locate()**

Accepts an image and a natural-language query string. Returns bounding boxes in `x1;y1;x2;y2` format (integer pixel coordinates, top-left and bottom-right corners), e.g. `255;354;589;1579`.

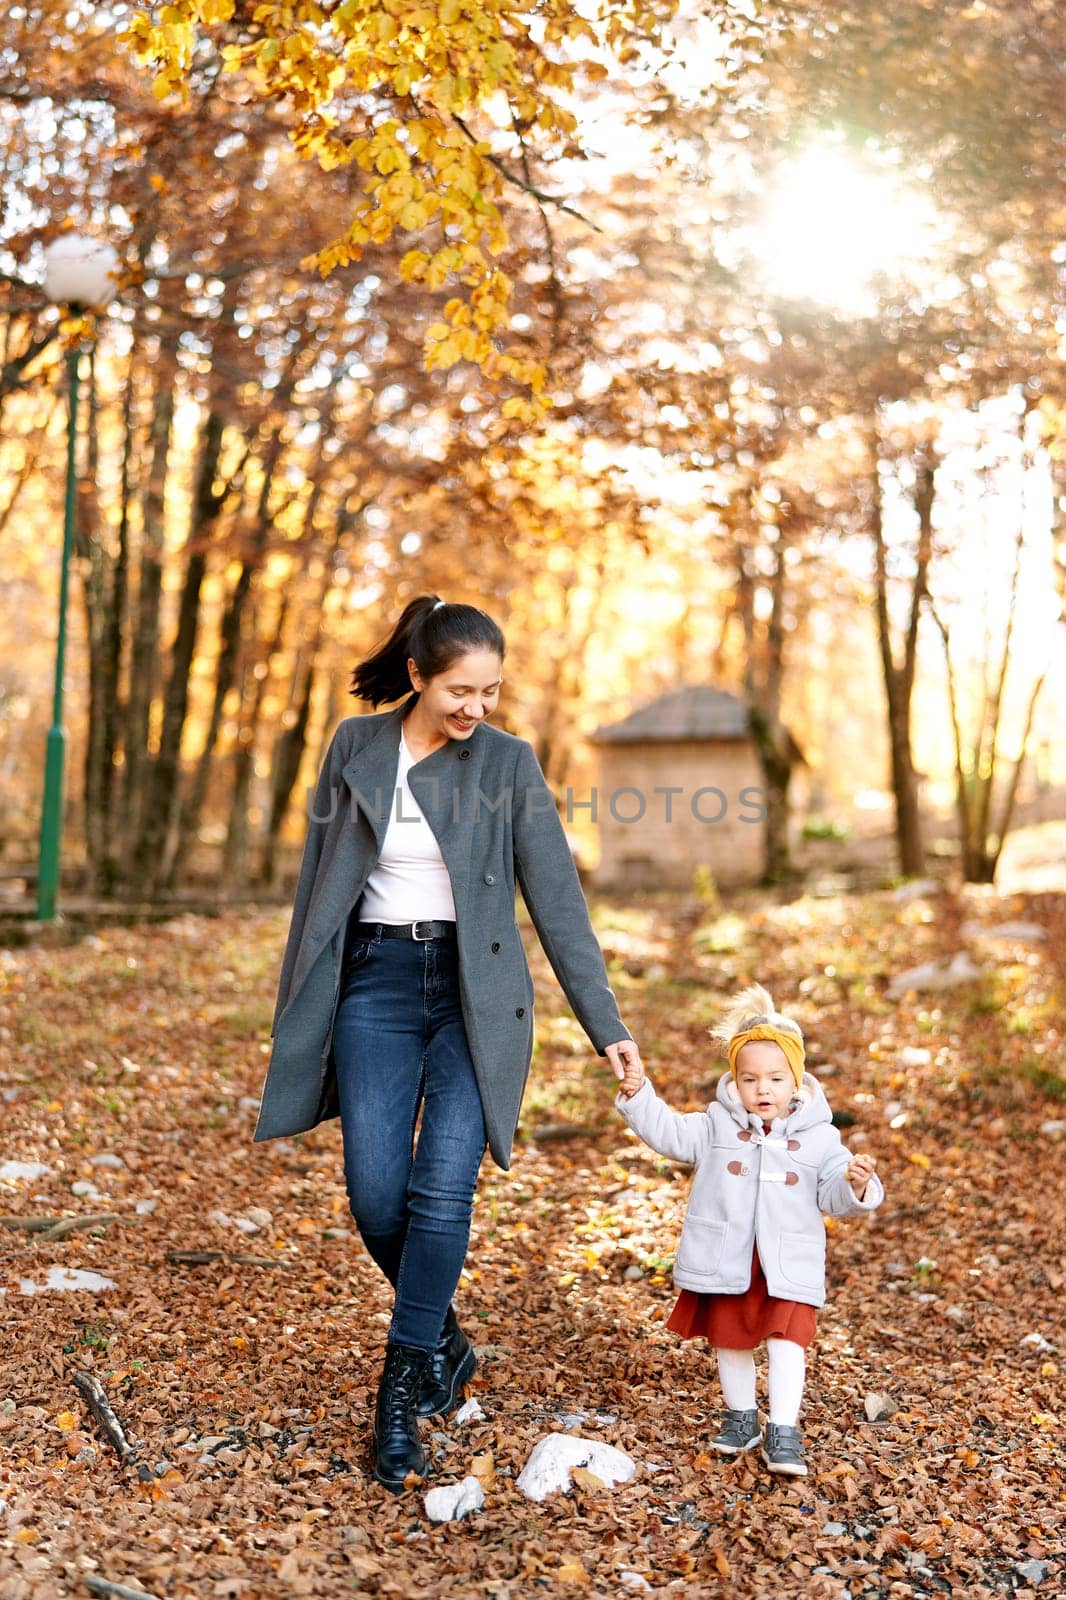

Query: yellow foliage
123;0;678;399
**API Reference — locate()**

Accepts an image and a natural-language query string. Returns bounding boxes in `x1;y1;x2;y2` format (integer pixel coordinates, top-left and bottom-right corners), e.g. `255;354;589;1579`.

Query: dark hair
350;595;506;706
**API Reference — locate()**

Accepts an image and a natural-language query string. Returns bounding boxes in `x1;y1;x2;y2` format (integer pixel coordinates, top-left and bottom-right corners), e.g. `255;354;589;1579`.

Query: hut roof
592;685;752;744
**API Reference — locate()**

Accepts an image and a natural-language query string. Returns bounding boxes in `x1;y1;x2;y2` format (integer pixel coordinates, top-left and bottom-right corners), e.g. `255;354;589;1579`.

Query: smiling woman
749;140;940;311
256;593;641;1491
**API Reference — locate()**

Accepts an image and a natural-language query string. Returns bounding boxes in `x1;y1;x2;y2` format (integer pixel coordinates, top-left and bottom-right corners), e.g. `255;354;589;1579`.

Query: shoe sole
761;1449;808;1477
416;1346;477;1419
711;1436;762;1455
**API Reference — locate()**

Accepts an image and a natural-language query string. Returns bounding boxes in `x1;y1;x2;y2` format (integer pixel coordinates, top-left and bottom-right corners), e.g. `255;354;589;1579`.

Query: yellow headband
728;1024;805;1088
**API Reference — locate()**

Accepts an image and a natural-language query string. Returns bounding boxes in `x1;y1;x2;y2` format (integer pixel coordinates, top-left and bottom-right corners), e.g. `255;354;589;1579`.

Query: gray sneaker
710;1407;762;1455
761;1422;808;1476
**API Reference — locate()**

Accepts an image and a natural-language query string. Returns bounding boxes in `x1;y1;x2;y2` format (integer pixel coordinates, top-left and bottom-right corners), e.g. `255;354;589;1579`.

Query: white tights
716;1339;806;1426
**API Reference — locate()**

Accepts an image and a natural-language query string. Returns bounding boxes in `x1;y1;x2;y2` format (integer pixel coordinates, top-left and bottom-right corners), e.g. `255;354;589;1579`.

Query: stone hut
590;686;797;890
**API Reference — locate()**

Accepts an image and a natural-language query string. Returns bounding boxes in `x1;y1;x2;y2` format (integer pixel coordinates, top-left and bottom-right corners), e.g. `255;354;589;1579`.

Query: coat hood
715;1069;833;1135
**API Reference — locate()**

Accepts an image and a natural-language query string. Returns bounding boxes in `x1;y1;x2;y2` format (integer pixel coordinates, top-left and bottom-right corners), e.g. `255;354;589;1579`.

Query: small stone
1019;1332;1057;1352
898;1047;931;1068
233;1218;259;1234
423;1476;485;1523
454;1399;485;1426
207;1209;233;1228
91;1153;125;1169
864;1391;900;1422
238;1097;262;1112
624;1265;645;1281
1040;1120;1066;1138
516;1434;637;1502
887;951;982;1000
619;1573;652;1591
891;878;942;903
323;1227;352;1240
821;1522;847;1536
0;1160;50;1183
135;1199;157;1215
1015;1560;1049;1584
71;1180;102;1198
19;1267;117;1295
244;1206;273;1231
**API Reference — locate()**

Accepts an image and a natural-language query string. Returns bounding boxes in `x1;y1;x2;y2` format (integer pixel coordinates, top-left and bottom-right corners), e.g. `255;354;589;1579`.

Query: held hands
846;1152;878;1200
605;1039;646;1099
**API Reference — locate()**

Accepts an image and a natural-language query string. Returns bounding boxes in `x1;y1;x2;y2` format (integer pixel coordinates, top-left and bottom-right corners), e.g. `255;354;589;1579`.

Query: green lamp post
36;235;119;922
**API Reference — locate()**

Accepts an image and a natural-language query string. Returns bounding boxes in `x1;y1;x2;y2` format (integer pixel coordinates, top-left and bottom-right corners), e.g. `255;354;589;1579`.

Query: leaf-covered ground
1;883;1062;1598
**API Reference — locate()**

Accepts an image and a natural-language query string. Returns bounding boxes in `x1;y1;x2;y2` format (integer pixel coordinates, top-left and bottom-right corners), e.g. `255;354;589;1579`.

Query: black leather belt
354;920;457;942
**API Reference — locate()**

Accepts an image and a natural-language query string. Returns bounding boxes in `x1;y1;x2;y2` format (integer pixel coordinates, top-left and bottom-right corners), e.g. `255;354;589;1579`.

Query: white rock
899;1047;931;1068
91;1153;125;1169
233;1218;260;1234
864;1391;900;1422
207;1209;233;1228
454;1398;485;1426
244;1206;273;1231
891;878;942;903
0;1160;50;1183
969;921;1046;943
423;1476;485;1523
821;1522;847;1536
1040;1120;1066;1138
1019;1332;1057;1352
19;1267;117;1295
71;1180;102;1199
887;951;982;1000
619;1573;652;1591
135;1199;157;1215
516;1434;637;1502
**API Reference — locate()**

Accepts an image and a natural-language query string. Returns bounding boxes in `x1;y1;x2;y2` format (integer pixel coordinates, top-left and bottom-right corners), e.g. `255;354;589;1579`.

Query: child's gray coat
616;1072;883;1306
255;698;629;1169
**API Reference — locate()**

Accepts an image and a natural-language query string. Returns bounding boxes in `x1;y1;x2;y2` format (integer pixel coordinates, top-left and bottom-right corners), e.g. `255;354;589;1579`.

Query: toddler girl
616;983;883;1476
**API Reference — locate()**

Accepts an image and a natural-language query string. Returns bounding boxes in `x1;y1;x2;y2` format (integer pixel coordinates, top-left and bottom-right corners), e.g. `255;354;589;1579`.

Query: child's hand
619;1058;646;1099
846;1153;877;1199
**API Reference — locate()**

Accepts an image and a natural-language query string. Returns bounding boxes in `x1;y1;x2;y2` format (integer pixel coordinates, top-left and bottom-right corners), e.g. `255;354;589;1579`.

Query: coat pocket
676;1215;727;1277
778;1229;826;1292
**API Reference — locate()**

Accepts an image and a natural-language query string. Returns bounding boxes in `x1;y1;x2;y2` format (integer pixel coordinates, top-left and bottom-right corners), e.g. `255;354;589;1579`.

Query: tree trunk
129;405;227;898
868;445;934;877
122;347;176;877
78;348;111;894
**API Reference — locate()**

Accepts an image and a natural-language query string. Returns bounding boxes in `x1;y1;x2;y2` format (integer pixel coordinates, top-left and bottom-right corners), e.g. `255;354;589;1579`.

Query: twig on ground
41;1213;123;1239
83;1577;161;1600
72;1371;139;1464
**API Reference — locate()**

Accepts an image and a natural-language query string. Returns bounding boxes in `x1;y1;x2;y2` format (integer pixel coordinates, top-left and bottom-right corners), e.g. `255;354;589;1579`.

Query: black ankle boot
416;1307;477;1418
371;1342;431;1492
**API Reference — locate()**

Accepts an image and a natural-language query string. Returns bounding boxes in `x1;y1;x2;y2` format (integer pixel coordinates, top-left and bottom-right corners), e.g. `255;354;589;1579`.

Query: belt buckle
412;920;434;941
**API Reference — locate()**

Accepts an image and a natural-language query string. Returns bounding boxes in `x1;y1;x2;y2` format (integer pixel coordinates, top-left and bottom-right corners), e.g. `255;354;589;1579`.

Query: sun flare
751;144;939;311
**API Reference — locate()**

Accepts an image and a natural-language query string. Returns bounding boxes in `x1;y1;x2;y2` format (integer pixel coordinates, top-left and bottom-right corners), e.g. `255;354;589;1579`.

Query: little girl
616;983;883;1477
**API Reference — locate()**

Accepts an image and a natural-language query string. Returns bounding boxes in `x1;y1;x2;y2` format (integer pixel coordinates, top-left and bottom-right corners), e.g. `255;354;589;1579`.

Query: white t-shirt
357;731;457;923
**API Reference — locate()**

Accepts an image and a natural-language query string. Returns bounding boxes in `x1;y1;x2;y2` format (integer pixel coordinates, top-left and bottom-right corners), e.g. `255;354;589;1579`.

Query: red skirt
666;1245;816;1350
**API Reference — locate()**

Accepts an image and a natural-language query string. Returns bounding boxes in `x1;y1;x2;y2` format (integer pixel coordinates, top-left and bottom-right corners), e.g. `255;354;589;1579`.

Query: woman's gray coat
255;697;629;1169
616;1072;883;1306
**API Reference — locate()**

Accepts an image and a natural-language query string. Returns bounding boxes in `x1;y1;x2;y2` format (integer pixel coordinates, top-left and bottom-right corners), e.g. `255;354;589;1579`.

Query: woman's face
408;649;503;740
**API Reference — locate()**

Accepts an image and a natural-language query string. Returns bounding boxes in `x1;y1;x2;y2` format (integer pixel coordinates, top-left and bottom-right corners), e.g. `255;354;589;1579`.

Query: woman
255;596;642;1491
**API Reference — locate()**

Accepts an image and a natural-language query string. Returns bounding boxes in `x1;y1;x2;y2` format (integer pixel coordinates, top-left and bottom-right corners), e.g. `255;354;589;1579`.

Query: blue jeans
332;928;487;1350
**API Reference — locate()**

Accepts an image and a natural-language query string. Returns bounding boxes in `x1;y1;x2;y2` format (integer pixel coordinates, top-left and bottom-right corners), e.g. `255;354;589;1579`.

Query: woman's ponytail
350;596;505;706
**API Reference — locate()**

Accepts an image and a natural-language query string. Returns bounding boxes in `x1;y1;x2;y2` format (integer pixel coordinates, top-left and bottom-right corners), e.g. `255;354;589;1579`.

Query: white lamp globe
43;235;120;308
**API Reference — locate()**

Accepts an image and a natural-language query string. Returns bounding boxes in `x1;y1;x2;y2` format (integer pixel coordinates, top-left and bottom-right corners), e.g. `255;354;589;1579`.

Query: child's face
734;1041;796;1120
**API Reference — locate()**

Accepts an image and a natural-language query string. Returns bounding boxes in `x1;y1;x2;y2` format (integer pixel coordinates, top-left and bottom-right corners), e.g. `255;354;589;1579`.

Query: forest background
1;0;1064;907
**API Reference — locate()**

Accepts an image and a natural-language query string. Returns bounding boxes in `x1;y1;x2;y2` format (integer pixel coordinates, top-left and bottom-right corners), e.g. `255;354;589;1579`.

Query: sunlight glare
751;145;938;312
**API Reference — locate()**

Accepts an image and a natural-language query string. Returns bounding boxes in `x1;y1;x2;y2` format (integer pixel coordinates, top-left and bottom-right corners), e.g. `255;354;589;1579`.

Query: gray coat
255;698;629;1168
616;1071;884;1306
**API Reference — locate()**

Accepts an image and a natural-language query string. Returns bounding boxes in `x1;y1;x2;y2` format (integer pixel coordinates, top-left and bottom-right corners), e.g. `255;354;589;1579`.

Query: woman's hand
846;1152;877;1200
605;1039;645;1099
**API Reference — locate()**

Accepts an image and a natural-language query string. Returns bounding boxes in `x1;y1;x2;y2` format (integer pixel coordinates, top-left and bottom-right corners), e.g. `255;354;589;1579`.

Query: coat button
515;1007;525;1018
491;942;501;953
484;873;496;885
458;748;471;760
